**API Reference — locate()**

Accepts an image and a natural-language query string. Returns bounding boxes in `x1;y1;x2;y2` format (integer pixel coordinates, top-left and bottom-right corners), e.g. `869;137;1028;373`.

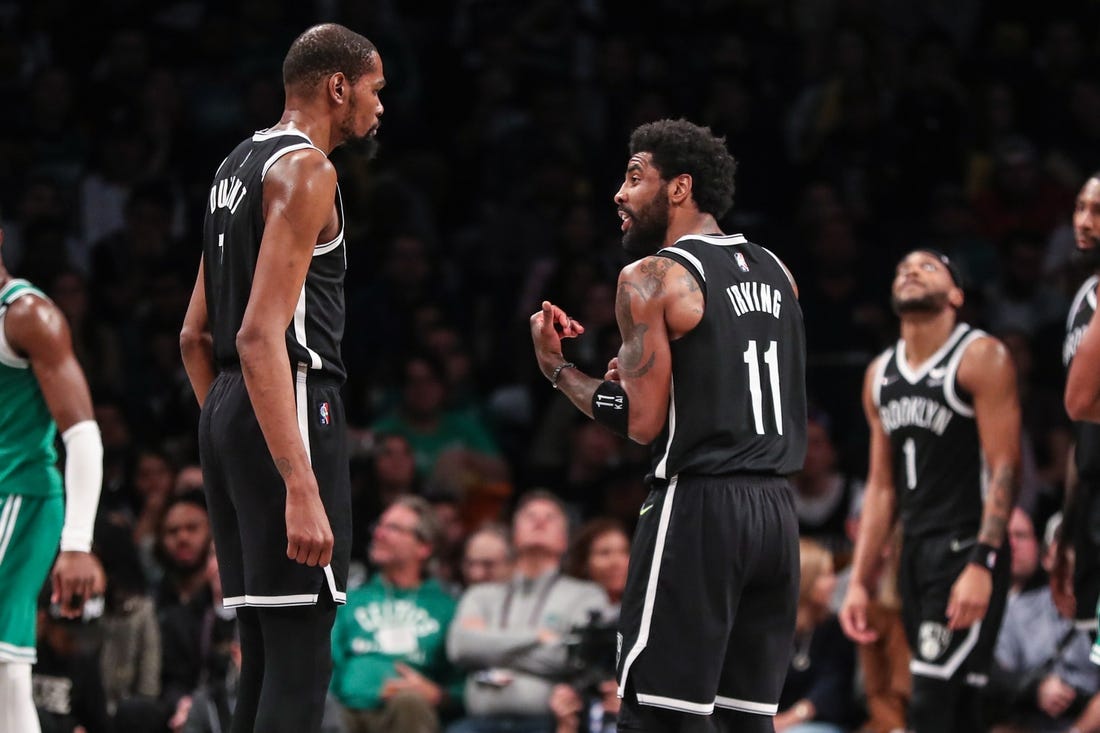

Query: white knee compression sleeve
0;662;42;733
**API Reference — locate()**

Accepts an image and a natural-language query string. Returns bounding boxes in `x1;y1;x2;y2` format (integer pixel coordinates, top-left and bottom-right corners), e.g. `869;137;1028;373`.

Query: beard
621;192;670;259
891;289;950;316
1072;239;1100;271
337;94;381;159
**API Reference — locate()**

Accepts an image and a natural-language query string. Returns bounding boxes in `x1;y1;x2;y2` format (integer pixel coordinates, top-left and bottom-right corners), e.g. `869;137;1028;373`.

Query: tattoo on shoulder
637;257;674;299
275;458;294;480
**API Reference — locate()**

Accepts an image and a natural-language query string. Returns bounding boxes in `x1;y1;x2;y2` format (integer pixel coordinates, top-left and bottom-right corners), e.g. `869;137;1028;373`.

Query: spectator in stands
990;508;1099;732
329;495;463;733
447;491;609;733
461;525;514;588
775;538;858;732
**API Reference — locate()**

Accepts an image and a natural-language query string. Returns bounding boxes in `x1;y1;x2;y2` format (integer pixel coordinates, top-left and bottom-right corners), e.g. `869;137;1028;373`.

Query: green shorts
0;492;63;664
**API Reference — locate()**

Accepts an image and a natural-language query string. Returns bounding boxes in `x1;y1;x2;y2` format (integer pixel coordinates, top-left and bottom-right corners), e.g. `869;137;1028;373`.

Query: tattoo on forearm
275;458;294;479
616;281;656;378
979;465;1017;545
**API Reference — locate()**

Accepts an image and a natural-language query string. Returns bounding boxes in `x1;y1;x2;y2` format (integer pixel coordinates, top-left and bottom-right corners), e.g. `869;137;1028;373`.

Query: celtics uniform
0;279;64;665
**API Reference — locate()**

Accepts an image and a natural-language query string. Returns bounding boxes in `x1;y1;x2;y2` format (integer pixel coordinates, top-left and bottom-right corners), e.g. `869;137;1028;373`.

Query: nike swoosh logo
950;537;977;553
639;504;654;516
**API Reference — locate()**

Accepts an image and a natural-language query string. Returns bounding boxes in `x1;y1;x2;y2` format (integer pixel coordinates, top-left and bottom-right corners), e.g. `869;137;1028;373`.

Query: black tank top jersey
647;234;807;482
1065;275;1100;480
872;324;986;538
202;129;347;381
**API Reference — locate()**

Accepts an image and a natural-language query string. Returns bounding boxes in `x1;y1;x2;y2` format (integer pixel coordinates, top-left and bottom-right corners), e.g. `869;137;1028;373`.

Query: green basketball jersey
0;279;62;498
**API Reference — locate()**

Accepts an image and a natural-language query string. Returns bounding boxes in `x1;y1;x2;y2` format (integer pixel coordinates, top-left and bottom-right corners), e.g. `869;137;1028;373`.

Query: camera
563;610;619;694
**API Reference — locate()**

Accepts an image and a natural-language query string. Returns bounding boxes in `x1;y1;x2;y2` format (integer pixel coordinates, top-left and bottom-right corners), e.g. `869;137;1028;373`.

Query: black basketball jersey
648;234;807;482
1065;275;1100;480
873;324;986;537
202;129;347;382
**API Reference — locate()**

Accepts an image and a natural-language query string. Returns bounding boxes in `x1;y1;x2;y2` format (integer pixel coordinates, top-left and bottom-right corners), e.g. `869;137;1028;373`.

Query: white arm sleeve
59;420;103;552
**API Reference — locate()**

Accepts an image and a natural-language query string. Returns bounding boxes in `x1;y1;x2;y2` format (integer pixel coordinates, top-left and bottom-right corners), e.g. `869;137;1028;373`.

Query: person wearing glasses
328;495;463;733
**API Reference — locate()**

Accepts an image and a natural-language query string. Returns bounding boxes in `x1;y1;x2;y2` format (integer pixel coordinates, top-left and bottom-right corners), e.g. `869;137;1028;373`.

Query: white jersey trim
759;246;798;292
943;329;986;419
909;621;982;679
252;127;317;146
293;288;323;371
635;693;714;715
314;185;346;257
871;348;894;409
673;233;748;246
260;142;326;181
1067;275;1100;331
653;377;676;480
0;495;22;564
895;323;969;385
0;280;39;369
658;246;705;282
714;695;779;716
0;640;36;664
618;476;678;700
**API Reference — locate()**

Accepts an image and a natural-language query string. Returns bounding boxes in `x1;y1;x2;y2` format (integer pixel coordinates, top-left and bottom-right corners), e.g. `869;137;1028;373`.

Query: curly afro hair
283;23;377;91
629;119;738;219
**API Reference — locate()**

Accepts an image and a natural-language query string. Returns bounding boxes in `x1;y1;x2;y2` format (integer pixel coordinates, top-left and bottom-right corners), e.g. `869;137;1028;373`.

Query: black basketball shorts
198;368;351;609
616;473;800;718
1071;478;1100;631
899;530;1010;687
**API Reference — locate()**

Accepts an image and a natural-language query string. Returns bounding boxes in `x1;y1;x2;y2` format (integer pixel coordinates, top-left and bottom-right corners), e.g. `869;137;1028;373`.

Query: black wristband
969;542;998;571
592;380;629;438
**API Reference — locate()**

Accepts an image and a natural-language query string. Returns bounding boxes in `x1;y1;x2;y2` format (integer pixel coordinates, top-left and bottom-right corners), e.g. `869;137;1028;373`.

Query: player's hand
839;582;879;644
285;479;334;567
530;300;585;379
946;564;992;630
380;662;443;706
51;551;105;619
604;356;621;382
1051;545;1077;619
549;683;583;731
1037;674;1077;717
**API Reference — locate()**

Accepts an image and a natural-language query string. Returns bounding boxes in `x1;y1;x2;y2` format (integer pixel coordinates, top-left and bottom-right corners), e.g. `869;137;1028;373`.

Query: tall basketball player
840;249;1021;732
180;24;384;733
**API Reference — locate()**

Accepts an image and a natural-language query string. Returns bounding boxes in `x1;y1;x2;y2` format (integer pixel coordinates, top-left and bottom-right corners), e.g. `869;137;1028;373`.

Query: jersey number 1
744;340;782;435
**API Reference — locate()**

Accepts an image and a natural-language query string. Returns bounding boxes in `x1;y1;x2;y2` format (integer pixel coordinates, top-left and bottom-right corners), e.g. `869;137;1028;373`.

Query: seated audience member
329;495;463;733
461;525;514;588
372;353;509;489
775;538;857;732
550;519;631;733
990;509;1099;732
447;491;609;733
793;413;863;562
95;519;162;731
854;530;909;733
153;491;216;730
33;582;112;733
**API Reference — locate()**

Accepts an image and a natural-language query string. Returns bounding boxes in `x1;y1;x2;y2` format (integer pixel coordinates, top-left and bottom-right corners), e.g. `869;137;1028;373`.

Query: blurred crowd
4;0;1100;731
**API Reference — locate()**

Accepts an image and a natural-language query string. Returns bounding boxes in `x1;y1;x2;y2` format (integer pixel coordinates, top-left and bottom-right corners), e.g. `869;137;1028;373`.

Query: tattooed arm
531;256;686;444
960;336;1022;550
946;335;1021;630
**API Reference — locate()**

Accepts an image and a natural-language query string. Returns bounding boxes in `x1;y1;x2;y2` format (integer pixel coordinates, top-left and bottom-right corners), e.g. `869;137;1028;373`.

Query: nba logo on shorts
319;401;331;426
734;252;750;272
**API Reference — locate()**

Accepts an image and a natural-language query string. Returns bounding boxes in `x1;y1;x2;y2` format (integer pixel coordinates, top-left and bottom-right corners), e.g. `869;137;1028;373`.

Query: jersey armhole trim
260;143;327;181
944;330;986;418
871;349;893;408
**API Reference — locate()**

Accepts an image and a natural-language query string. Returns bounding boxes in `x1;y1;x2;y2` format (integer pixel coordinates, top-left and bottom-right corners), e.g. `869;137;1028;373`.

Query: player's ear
328;72;347;104
948;285;964;309
668;174;692;205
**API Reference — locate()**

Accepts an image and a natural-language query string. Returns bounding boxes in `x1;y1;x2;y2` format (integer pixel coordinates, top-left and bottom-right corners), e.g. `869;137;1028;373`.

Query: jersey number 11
744;340;782;435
